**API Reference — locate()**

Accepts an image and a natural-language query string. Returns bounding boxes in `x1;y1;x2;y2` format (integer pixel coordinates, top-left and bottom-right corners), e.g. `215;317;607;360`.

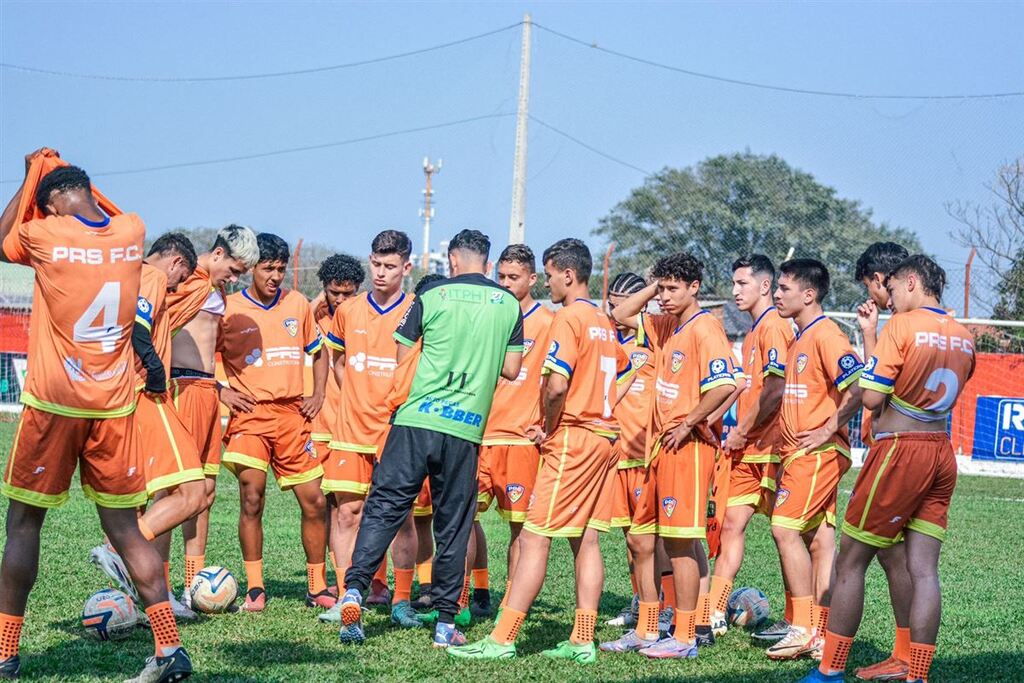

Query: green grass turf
1;418;1023;681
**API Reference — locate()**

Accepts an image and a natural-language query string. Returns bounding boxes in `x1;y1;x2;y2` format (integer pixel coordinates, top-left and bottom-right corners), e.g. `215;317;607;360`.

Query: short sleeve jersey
483;302;555;445
134;264;170;386
736;307;794;444
322;292;414;453
542;299;633;439
860;307;975;423
392;274;523;444
613;330;657;466
220;288;323;401
2;213;145;417
648;310;737;435
781;315;864;454
165;266;215;334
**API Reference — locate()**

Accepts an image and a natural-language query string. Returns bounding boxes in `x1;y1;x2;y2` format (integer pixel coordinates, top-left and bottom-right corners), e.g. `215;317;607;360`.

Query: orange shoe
241;587;267;612
854;656;910;681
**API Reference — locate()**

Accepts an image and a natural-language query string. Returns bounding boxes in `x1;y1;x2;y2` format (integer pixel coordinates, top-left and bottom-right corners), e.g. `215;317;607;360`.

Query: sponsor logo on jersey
796;353;808;374
245;348;263;367
662;496;677;518
283;318;299;337
784;384;808;400
348;352;397;374
506;483;525;504
489;291;504;304
775;488;790;507
671;351;684;373
265;346;300;363
63;357;87;383
656;377;680;400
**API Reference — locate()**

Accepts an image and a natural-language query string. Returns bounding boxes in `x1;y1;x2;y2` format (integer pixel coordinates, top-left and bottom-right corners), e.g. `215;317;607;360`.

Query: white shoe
168;591;197;620
711;610;728;637
318;601;342;623
766;626;814;660
182;589;193;611
89;544;140;603
658;606;674;633
606;594;639;627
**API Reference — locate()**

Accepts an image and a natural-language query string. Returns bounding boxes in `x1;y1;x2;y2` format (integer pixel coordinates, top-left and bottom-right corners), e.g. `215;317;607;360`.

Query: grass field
1;419;1023;682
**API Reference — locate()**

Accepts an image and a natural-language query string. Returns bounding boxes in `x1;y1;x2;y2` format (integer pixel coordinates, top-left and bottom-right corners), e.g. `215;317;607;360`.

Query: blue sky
2;1;1021;304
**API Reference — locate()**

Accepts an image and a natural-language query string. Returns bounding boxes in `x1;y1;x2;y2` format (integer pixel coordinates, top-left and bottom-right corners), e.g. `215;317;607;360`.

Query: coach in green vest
338;229;524;649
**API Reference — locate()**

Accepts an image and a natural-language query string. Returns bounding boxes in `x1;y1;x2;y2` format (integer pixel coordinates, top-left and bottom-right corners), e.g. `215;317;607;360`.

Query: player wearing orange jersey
601;253;736;659
219;233;330;612
0;153;191;681
767;259;864;661
709;256;793;637
167;225;259;600
319;231;421;626
806;256;975;683
467;245;553;618
451;239;632;663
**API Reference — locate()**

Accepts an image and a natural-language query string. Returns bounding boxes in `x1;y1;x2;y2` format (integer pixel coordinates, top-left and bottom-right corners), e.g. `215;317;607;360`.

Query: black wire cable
529;116;651;175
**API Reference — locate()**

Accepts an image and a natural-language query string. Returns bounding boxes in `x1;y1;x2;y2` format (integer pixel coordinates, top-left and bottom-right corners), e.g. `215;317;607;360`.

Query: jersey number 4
74;282;123;353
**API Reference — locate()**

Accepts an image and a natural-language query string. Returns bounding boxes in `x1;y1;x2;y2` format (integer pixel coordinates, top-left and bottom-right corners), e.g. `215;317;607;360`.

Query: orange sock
458;575;471;608
244;559;264;591
674;609;697;643
908;642;936;682
660;573;675;609
0;613;23;659
784;590;793;623
491;607;526;645
184;555;204;590
307;563;327;595
416;560;432;586
818;630;854;675
697;592;711;627
814;605;830;633
792;595;813;631
145;601;181;656
373;558;388;587
163;562;172;591
638;601;660;641
710;575;732;615
393;568;414;603
472;568;489;590
570;608;597;645
893;626;911;661
138;519;156;542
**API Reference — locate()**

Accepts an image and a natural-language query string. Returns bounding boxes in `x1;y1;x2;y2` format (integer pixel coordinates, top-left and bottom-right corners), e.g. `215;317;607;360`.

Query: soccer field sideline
1;421;1022;682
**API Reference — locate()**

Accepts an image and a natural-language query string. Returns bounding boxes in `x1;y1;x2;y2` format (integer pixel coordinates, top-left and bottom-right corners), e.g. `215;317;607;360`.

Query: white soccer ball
82;588;138;640
727;586;771;628
189;566;238;614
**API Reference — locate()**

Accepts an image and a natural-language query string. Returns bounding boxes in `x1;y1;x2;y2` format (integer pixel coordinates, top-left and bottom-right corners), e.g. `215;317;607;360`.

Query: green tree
594;152;921;310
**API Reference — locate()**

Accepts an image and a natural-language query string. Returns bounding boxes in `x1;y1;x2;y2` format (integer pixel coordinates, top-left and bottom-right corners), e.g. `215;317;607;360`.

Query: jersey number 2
74;282;123;353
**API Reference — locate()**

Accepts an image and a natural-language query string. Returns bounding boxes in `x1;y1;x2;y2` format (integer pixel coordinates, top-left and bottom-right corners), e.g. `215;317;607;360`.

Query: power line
0;113;514;182
533;22;1024;101
529;116;652;176
0;23;522;83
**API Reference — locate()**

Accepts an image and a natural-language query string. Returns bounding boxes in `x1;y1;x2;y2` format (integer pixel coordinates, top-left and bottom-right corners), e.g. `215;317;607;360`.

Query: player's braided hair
609;271;647;295
317;254;365;287
35;165;91;214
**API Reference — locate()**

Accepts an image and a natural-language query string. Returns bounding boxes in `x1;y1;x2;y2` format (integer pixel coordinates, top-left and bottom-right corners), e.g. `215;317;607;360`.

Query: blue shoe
338;589;365;644
696;624;716;648
433;622;467;648
795;667;844;682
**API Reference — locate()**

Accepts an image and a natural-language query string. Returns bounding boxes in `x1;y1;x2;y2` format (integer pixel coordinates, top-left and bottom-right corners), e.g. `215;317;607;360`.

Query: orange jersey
736;307;794;444
612;331;657;466
860;307;975;423
2;213;145;418
483;302;554;445
134;264;170;386
165;266;215;334
781;315;864;454
323;292;414;453
311;307;342;442
648;310;737;435
542;299;632;439
220;288;323;401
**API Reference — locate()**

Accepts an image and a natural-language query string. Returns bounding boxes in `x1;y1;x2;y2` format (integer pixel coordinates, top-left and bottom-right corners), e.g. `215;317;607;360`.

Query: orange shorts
170;376;222;476
611;465;645;528
772;445;851;532
222;399;322;490
524;426;616;538
478;442;541;523
414;478;432;517
2;406;146;509
843;432;957;547
726;443;779;513
630;436;716;539
323;426;389;496
136;392;205;496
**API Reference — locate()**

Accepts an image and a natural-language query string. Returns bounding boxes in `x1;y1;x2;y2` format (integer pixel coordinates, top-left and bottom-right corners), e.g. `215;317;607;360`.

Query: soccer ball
727;586;771;628
189;566;238;613
82;588;138;640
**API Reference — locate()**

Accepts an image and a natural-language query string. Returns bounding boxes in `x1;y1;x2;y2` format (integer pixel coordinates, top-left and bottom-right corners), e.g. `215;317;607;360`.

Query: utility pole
420;157;441;272
508;13;531;245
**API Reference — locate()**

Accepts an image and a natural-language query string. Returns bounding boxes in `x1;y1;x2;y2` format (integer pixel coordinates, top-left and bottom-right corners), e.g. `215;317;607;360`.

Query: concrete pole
508;14;532;245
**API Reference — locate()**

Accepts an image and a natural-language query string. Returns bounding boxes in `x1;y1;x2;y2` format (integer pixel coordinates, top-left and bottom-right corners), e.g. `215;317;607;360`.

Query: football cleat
168;592;196;621
540;640;597;664
753;619;792;642
711;611;728;637
658;606;675;633
338;590;365;645
447;636;517;660
89;544;140;603
599;630;658;653
391;600;424;628
416;607;471;628
0;655;20;679
123;647;192;683
305;590;337;609
469;595;492;619
240;588;266;612
366;581;391;606
410;592;433;610
795;667;845;682
639;636;698;660
854;656;910;681
808;632;824;661
606;594;639;627
433;623;467;648
696;625;716;648
766;627;816;660
318;602;342;624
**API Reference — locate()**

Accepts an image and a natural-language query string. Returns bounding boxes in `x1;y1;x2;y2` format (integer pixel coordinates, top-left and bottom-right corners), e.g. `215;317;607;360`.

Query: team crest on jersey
864;356;877;372
768;348;778;363
671;351;685;373
523;339;535;356
796;353;808;374
283;318;299;337
506;483;525;504
630;351;650;369
775;488;790;507
662;497;677;518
